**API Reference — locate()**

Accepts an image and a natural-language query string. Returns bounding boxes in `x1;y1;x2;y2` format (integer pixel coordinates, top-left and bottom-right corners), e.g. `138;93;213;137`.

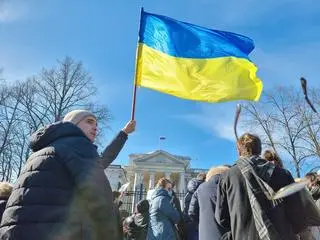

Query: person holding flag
0;110;135;240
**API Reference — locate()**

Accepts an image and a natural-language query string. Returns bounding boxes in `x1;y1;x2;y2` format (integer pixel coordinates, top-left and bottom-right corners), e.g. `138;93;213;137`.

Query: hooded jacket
123;200;149;240
0;122;127;240
147;187;180;240
183;178;203;216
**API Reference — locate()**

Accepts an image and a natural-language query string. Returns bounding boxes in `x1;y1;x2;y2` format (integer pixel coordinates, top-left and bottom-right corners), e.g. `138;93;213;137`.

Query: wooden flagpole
131;7;144;120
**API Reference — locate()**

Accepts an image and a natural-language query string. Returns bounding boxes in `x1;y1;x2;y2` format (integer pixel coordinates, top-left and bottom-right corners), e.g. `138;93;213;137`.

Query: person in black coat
0;110;136;240
171;185;186;240
123;199;149;240
215;133;306;240
183;173;206;217
188;166;229;240
0;183;12;222
183;174;205;240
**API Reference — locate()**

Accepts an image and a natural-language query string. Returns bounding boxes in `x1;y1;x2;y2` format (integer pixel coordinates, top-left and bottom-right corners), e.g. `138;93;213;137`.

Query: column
179;172;186;194
139;173;144;192
132;171;143;213
179;172;186;209
133;172;139;191
149;172;155;190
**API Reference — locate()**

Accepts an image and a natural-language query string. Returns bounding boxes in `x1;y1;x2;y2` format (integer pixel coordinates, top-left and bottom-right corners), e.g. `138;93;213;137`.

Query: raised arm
100;120;136;168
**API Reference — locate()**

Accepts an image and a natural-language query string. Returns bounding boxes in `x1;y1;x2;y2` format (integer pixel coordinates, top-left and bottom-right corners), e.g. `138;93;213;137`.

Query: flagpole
131;7;144;120
158;136;166;150
131;82;138;120
234;103;241;140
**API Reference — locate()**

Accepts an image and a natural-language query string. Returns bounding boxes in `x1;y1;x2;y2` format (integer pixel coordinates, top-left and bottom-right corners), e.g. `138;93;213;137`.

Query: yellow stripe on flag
136;43;263;103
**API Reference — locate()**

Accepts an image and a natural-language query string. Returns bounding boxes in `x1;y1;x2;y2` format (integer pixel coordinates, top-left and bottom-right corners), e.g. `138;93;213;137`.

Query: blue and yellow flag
135;10;263;103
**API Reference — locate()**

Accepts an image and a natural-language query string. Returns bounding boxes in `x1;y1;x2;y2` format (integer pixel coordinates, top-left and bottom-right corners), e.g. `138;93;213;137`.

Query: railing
118;190;186;218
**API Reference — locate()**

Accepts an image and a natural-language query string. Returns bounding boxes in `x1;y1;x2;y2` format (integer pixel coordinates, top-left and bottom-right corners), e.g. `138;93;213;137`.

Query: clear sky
1;0;319;172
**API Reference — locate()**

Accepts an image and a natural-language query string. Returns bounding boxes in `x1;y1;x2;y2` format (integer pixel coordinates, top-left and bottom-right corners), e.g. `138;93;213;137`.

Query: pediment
133;150;188;166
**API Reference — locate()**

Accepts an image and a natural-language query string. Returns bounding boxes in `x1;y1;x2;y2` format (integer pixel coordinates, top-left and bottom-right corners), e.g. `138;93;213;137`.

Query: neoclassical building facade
105;150;208;194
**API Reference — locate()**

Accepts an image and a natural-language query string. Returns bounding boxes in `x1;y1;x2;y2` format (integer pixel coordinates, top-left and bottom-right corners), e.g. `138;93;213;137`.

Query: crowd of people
0;109;319;239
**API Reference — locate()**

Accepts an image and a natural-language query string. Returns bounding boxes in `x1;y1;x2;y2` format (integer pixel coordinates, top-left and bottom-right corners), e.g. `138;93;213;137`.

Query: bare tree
0;80;25;180
303;88;320;157
35;57;102;121
243;86;319;177
242;102;278;154
0;57;111;180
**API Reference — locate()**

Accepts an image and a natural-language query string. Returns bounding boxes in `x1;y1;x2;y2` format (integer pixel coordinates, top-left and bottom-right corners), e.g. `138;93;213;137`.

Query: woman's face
165;182;172;191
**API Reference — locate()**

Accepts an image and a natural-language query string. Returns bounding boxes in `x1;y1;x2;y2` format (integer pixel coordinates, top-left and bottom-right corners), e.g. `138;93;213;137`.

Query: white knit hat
63;110;96;125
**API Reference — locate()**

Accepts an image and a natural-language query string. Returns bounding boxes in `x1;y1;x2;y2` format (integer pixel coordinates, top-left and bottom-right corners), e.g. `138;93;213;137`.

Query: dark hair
263;150;284;168
237;133;262;157
136;199;150;214
197;173;206;181
305;172;317;182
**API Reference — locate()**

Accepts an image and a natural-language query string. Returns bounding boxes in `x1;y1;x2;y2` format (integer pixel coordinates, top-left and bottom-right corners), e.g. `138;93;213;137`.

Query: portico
128;150;189;193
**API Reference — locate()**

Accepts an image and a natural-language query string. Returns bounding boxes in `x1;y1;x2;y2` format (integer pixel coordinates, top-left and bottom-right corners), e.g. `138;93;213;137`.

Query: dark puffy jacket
183;178;203;216
0;121;127;240
147;187;180;240
0;198;8;223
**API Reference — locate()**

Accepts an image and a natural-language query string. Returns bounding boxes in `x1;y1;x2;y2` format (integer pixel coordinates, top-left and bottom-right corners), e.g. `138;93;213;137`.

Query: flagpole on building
158;136;166;150
131;7;144;120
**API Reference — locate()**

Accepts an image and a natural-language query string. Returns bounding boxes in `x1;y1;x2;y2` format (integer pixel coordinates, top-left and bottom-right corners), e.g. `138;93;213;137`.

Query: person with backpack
215;133;306;240
123;199;149;240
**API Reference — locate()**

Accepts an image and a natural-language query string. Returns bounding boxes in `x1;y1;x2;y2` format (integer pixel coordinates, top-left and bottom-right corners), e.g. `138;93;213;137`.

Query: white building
104;165;128;191
106;150;208;193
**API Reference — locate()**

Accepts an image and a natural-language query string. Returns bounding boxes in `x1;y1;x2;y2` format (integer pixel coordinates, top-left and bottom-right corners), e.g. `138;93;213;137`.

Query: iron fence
119;190;186;218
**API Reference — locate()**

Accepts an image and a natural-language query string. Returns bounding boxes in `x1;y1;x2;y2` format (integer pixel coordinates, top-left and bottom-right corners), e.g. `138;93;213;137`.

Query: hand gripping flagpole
131;7;144;120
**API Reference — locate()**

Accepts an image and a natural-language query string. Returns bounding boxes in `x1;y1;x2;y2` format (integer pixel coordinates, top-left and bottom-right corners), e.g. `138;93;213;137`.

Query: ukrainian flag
135;10;263;103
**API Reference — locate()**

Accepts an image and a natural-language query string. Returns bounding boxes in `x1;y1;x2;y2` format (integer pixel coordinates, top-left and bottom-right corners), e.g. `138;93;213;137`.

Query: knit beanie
63;110;96;125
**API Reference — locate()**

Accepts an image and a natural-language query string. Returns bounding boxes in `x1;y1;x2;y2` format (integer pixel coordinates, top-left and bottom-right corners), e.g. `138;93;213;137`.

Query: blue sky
1;0;319;172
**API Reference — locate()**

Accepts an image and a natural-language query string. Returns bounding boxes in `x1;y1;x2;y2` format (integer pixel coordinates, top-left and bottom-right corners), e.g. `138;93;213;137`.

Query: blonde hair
0;182;13;198
237;133;262;157
206;166;230;181
156;177;171;188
